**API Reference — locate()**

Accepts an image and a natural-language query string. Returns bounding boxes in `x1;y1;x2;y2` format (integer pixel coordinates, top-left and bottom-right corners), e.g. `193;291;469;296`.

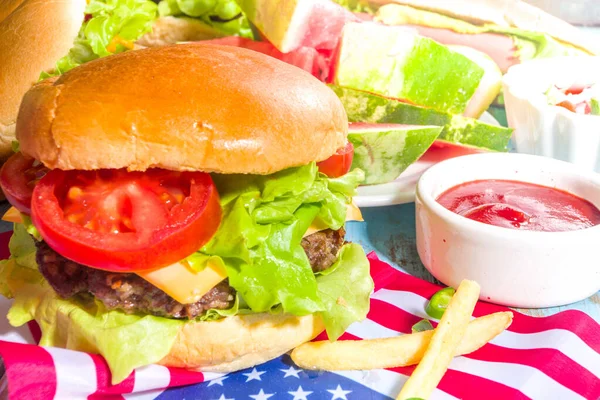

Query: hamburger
334;0;597;73
0;43;371;384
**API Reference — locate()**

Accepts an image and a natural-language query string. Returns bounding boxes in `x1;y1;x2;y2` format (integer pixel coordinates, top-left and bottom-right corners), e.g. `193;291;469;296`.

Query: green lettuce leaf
8;223;37;267
157;0;252;38
491;27;590;61
41;0;158;78
198;164;365;318
0;223;184;384
331;0;374;13
591;98;600;116
316;243;372;340
20;214;42;241
7;278;183;384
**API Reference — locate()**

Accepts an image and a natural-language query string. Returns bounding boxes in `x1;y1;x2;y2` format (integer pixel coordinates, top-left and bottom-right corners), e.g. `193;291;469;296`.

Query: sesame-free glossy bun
159;313;324;373
17;43;348;174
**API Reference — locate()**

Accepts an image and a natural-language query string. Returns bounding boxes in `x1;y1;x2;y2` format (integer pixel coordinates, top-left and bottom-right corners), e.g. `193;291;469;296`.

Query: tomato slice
317;142;354;178
564;85;585;96
556;100;577;113
31;169;222;272
0;152;48;214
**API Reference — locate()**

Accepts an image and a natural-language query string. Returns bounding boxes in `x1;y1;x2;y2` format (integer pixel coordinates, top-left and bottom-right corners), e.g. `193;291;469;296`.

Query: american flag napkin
0;231;598;400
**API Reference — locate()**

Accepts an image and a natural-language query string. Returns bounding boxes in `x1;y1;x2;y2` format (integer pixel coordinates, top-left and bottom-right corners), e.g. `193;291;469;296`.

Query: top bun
0;0;85;161
17;43;348;174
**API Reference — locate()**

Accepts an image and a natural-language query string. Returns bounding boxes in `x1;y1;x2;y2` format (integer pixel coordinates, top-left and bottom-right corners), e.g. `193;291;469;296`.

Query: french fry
397;280;480;400
290;311;512;370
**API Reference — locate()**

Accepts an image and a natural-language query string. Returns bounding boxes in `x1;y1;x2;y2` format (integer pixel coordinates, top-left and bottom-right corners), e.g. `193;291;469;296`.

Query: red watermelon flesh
237;0;360;53
292;0;361;51
204;37;331;82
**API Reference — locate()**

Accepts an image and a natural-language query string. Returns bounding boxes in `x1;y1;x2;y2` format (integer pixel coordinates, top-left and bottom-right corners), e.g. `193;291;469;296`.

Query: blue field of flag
156;355;393;400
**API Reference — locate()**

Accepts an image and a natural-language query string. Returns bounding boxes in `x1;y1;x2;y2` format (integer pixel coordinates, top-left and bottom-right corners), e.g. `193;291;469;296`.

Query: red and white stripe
328;254;600;400
0;230;598;400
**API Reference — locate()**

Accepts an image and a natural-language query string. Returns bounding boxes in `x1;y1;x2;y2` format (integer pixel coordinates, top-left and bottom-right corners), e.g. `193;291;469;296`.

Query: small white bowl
503;56;600;173
415;153;600;308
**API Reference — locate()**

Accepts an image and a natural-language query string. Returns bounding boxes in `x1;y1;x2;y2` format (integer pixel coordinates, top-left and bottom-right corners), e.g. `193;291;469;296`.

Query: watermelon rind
333;22;484;114
348;123;442;185
331;85;512;152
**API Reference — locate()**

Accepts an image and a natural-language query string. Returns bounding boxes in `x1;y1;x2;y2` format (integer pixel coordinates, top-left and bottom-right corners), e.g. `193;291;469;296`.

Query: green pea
176;0;216;17
158;0;181;17
425;287;456;319
213;1;241;21
411;319;434;333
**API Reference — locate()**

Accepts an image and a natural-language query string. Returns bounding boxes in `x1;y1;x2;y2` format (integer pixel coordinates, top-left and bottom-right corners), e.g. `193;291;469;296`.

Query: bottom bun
159;312;324;372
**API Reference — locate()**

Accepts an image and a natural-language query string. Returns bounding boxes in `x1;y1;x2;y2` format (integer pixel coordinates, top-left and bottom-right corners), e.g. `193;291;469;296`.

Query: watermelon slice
332;85;512;151
449;45;503;118
200;37;330;81
236;0;360;53
348;122;442;185
332;22;484;114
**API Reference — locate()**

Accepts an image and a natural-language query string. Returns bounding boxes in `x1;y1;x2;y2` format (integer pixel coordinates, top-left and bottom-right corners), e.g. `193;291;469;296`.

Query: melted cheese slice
137;260;227;305
303;201;363;238
2;207;22;224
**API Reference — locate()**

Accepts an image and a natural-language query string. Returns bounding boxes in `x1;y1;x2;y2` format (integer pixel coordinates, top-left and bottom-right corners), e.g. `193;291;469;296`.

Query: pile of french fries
291;280;513;400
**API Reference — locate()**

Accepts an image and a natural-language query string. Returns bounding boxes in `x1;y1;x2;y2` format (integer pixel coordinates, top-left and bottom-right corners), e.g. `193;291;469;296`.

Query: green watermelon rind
349;125;442;185
333;23;485;114
332;86;512;152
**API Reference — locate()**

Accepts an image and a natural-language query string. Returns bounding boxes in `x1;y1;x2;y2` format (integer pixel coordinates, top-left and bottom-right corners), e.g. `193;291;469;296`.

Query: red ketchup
437;180;600;232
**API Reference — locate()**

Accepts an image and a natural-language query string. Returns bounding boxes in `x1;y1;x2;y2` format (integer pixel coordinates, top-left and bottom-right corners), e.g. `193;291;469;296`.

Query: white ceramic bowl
415;153;600;308
503;56;600;173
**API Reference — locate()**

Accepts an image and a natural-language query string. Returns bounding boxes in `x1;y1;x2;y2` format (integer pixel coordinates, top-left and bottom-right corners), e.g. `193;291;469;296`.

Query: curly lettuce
197;164;369;332
41;0;158;78
157;0;252;38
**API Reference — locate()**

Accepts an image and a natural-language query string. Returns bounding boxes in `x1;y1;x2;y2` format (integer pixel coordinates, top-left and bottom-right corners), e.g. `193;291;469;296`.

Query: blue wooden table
1;200;598;322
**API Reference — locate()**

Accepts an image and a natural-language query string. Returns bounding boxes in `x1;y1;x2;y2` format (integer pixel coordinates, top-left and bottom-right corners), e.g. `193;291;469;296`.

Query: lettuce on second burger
0;43;372;384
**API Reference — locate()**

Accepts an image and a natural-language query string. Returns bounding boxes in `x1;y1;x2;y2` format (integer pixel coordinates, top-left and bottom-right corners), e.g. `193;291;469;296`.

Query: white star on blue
212;395;233;400
280;365;302;378
328;385;352;400
249;389;275;400
243;368;266;382
207;376;228;387
289;385;313;400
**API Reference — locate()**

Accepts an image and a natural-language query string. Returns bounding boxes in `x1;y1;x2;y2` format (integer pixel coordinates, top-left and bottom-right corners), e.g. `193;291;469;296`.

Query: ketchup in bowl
437;180;600;232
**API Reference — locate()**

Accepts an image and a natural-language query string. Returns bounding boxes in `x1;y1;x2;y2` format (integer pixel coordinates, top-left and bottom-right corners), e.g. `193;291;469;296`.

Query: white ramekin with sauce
503;56;600;173
415;153;600;308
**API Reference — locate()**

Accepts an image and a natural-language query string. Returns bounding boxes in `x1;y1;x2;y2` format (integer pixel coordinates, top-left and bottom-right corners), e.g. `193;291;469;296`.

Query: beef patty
37;227;346;319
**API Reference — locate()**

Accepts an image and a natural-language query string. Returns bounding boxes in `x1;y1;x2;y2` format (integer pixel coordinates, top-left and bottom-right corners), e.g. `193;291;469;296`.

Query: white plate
355;112;500;207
